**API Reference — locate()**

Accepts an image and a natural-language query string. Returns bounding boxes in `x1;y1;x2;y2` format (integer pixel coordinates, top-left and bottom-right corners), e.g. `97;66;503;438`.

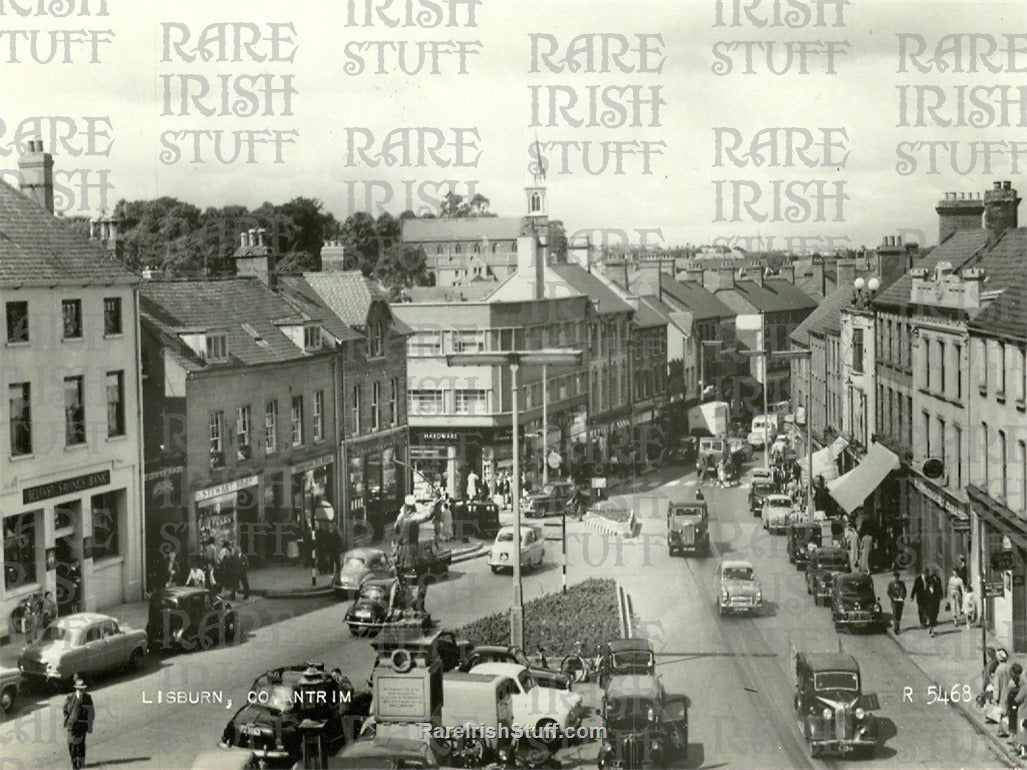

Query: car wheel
0;686;15;715
129;648;144;673
536;718;560;749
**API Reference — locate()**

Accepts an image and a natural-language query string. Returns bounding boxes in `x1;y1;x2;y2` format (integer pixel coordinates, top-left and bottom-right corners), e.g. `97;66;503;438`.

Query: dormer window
304;325;322;351
367;321;385;358
204;333;228;362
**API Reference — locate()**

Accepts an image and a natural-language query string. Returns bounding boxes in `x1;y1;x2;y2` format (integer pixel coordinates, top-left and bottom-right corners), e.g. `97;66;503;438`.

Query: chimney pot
1004;180;1012;190
994;181;1002;190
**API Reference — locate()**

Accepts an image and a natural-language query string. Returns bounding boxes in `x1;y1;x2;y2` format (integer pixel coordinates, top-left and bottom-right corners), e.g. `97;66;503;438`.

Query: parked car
18;612;148;688
806;548;851;606
601;638;656;691
749;480;776;516
146;586;238;652
716;560;763;616
524;480;578;518
333;548;395;599
344;577;434;637
0;665;21;717
666;500;709;557
787;522;822;569
488;525;545;573
461;645;571;690
469;662;585;740
831;573;884;633
221;663;370;765
597;674;688;769
761;495;794;534
792;651;878;758
751;467;775;486
451;499;502;540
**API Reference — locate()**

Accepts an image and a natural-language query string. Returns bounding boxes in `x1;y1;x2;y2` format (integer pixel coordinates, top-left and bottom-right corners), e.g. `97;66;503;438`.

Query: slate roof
402;217;523;243
301;270;411;333
966;229;1027;340
633;296;667;329
403;283;499;303
275;276;364;343
969;271;1027;342
0;179;138;287
961;228;1027;299
657;275;735;321
549;263;633;315
140;277;318;371
873;229;990;309
790;284;856;346
726;278;819;314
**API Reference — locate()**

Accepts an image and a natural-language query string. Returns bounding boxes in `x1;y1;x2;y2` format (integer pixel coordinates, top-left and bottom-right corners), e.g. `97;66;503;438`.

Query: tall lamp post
739;347;771;468
447;349;583;649
772;348;813;514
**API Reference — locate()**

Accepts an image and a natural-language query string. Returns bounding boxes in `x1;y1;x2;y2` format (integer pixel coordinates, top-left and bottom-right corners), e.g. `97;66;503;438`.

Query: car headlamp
822;707;833;720
855;707;866;720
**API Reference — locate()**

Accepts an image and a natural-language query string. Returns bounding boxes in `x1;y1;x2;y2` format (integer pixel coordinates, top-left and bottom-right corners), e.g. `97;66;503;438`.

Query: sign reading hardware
24;470;111;504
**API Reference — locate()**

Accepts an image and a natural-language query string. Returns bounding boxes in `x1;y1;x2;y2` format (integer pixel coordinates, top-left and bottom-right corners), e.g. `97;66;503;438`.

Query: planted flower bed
588;504;632;525
457;577;636;655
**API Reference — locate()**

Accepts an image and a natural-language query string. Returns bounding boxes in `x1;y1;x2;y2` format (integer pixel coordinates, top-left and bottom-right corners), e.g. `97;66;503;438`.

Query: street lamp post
448;349;583;649
542;365;549;487
773;348;813;515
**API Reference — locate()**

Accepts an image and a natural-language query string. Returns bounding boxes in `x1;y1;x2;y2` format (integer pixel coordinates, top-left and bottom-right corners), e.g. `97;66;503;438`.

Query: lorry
687;401;730;439
747;414;781;449
667;500;710;557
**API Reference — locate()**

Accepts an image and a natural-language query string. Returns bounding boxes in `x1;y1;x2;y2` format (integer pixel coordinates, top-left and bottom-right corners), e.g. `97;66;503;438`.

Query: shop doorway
55;536;82;616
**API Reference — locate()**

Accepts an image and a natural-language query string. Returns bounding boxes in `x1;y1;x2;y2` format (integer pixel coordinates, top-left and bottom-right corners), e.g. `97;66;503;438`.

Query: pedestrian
309;529;319;587
219;541;237;600
1005;663;1024;742
185;559;206;589
988;648;1011;724
957;554;969;586
40;591;58;631
440;497;453;541
1014;665;1027;755
963;583;978;629
465;468;479;501
927;567;944;636
62;675;94;769
859;529;874;574
164;549;179;587
717;460;727;489
846;524;859;573
887;571;907;634
911;567;932;629
232;544;250;600
947;568;965;627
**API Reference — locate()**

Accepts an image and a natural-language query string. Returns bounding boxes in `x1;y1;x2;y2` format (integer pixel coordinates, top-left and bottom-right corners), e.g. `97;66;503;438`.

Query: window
1019;348;1027;404
923;340;931;390
106;371;125;437
936;416;946;464
895;394;902;443
367;322;384;358
955;426;963;488
999;430;1008;501
8;383;31;456
291;396;304;447
409;389;445;416
937;340;945;395
955;343;963;399
351;385;361;433
371;382;380;430
62;299;82;339
236;405;251;458
4;512;37;589
5;301;28;343
455;389;487;415
304;325;322;351
982;422;990;489
264;400;278;454
978;339;988;394
851;328;864;374
313;390;324;442
452;330;484;353
410;331;442;356
64;376;85;445
389;378;399;426
209;411;223;466
103;297;122;336
998;342;1007;399
1019;440;1027;513
90;491;120;560
205;333;228;362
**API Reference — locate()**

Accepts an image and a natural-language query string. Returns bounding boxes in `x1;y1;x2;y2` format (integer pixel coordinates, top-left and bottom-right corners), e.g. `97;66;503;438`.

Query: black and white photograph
1;1;1026;767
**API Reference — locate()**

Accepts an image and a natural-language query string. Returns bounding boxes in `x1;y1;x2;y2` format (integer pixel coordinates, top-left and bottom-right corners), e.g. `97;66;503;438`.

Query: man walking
63;675;94;769
927;567;944;636
232;544;250;600
911;567;932;629
887;571;907;634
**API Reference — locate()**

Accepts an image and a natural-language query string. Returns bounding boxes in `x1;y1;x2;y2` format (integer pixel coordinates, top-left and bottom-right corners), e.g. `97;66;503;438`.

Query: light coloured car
469;662;584;734
762;494;794;534
18;612;148;687
488;525;544;573
333;547;395;599
717;560;763;616
0;665;21;716
751;467;775;486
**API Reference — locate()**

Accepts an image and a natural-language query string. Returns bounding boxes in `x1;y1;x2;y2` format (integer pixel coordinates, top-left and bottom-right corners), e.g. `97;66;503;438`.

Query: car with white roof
762;494;795;534
468;662;585;739
487;525;544;573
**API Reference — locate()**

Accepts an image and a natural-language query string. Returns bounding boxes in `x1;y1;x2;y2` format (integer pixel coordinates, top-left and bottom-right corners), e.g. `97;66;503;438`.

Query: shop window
291;396;304;447
64;375;86;445
8;382;31;456
382;446;398;499
4;512;37;589
389;378;399;426
91;491;121;560
455;389;487;415
236;405;252;459
367;451;383;501
62;299;82;339
5;300;28;343
265;400;278;454
103;297;122;336
106;371;125;437
313;390;325;442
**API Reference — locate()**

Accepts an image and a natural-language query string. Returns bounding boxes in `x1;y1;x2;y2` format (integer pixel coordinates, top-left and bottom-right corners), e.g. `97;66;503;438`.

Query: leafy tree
548;220;568;262
340;211;380;275
374;243;431;298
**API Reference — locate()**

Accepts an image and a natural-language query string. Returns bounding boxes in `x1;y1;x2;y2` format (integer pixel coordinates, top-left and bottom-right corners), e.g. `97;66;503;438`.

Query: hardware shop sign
24;470;111;505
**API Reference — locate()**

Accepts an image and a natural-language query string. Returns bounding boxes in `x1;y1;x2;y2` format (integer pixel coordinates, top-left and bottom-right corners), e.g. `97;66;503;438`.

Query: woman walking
948;568;965;627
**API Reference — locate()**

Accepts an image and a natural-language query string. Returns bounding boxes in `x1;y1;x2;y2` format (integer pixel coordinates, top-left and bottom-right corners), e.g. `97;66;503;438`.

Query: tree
339;211;380;275
547;220;568;262
374;243;431;299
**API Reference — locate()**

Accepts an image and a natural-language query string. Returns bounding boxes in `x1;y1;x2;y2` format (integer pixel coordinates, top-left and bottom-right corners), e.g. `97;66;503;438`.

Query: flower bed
457;578;629;656
588;506;632;524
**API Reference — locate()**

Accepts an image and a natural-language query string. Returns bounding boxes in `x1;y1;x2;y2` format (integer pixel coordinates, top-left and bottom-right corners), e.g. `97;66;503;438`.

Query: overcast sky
2;0;1025;250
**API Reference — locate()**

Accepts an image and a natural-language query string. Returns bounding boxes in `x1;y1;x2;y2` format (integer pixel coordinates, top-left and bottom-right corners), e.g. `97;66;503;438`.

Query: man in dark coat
926;567;944;636
63;675;94;769
887;571;907;634
910;567;932;629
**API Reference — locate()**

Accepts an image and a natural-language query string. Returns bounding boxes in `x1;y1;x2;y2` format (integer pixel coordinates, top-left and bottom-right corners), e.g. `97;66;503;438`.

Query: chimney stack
935;190;984;245
322;240;347;272
18;139;54;214
984;180;1020;242
836;259;857;290
702;267;735;293
877;235;909;289
777;264;796;284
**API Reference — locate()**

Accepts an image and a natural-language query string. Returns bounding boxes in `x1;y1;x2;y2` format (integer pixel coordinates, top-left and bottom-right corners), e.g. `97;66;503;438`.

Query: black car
601;638;657;691
221;663;370;766
787;522;822;570
598;675;687;769
460;644;572;690
749;480;776;516
146;586;238;652
831;573;884;633
524;480;579;518
451;499;502;540
344;577;433;637
806;548;851;606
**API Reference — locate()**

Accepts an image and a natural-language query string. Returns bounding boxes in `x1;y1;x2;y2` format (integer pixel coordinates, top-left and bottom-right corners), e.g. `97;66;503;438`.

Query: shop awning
827;443;900;515
800;436;848;483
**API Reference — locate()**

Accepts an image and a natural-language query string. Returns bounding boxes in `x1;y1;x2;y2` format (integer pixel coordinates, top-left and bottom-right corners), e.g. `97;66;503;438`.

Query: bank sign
23;470;111;505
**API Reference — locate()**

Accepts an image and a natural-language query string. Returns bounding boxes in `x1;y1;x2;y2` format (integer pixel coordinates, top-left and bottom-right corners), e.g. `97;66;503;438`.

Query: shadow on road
873;716;899;760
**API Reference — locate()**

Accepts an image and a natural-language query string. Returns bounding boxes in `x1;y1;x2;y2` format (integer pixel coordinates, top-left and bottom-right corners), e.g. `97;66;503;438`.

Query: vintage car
488;525;545;573
831;573;884;632
597;674;688;769
221;663;370;765
190;747;263;769
469;662;585;741
792;651;878;757
751;467;775;486
146;586;238;652
344;577;434;637
327;736;451;768
787;522;822;569
716;560;763;616
666;500;709;557
524;480;578;518
761;494;794;534
806;548;851;606
333;548;395;599
749;480;776;516
451;498;502;540
0;665;21;717
460;645;571;690
18;612;148;688
601;638;657;691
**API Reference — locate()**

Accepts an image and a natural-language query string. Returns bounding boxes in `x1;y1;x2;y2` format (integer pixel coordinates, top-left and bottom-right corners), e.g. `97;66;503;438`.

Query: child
963;584;978;629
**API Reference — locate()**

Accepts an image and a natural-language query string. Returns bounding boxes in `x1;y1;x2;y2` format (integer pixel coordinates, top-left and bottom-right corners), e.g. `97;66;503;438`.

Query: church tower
524;138;549;254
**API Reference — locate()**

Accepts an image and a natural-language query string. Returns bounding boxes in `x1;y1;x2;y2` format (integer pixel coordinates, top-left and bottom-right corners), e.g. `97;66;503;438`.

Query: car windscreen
723;568;754;581
343;556;366;569
767;497;791;508
814;671;859;691
496;531;515;542
840;580;873;596
606;697;656;729
672;507;702;518
753;482;775;493
359;586;388;601
611;651;653;669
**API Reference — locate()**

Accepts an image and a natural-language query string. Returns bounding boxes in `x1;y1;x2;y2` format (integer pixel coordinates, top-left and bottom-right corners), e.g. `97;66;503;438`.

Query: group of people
981;646;1027;757
179;541;250;600
885;562;976;637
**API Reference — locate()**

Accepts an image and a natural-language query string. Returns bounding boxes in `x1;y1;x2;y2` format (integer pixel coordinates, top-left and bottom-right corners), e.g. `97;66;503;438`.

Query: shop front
143;464;186;589
410;425;523;503
912;475;970;579
290;453;336;564
193;474;260;560
345;428;407;546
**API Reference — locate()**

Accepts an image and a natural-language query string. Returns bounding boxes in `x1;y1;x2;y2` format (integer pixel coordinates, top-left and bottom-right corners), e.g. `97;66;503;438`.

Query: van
442;672;516;754
748;414;780;449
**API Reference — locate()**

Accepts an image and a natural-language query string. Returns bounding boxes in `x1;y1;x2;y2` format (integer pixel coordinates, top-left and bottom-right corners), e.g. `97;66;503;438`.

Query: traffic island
584;506;638;539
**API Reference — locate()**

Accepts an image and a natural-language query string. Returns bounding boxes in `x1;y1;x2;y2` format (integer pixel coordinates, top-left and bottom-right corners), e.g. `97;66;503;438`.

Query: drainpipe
133;285;147;600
